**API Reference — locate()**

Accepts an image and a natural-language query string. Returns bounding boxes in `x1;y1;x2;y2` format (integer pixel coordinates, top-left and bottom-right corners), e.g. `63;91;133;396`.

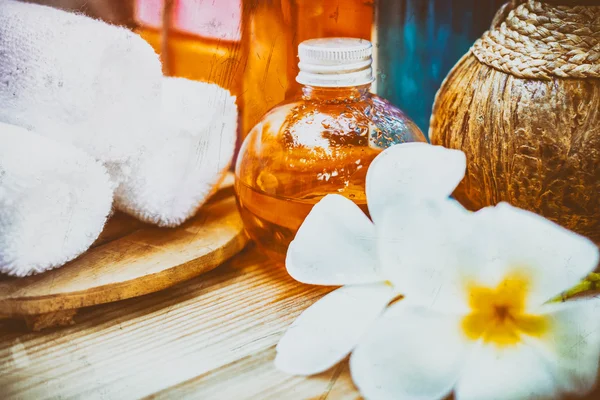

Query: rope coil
472;0;600;79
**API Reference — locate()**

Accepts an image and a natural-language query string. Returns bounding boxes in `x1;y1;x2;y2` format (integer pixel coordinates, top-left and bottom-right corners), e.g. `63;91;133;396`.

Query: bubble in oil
257;171;279;194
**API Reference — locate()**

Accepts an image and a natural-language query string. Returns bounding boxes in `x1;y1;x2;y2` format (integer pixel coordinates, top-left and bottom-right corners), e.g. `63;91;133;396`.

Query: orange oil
235;173;372;264
161;30;244;96
240;0;291;139
235;84;427;262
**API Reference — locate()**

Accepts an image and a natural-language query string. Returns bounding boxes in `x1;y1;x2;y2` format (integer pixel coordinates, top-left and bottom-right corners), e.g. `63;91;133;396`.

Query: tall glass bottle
241;0;377;140
235;38;426;262
282;0;375;96
241;0;291;139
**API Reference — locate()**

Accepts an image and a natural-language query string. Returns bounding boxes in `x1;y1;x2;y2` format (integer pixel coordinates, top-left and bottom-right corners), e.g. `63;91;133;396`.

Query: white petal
455;342;558;400
366;142;466;225
528;298;600;396
275;283;394;376
377;198;494;314
286;194;381;286
475;202;600;306
350;302;469;400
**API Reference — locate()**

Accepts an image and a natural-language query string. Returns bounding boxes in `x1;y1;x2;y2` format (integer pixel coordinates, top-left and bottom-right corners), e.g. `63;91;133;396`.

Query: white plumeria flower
275;142;467;375
275;142;600;400
351;199;600;400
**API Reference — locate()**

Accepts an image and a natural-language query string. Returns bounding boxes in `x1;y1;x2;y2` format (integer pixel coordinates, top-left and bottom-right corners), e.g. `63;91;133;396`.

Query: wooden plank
149;347;360;400
0;248;337;399
2;245;600;399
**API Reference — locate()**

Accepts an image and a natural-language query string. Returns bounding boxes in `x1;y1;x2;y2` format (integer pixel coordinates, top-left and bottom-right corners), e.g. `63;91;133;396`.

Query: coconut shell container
430;0;600;244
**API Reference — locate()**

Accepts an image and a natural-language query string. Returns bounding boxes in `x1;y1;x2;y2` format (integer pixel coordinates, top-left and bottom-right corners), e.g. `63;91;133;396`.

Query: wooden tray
0;174;248;330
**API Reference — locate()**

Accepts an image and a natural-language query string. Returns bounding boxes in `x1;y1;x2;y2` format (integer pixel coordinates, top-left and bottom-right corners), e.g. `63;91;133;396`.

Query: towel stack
0;122;114;276
0;0;162;163
0;0;238;276
114;77;237;227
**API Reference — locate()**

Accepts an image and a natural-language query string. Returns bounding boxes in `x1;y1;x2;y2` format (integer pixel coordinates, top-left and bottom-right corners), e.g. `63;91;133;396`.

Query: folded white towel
114;77;238;227
0;0;162;163
0;122;114;277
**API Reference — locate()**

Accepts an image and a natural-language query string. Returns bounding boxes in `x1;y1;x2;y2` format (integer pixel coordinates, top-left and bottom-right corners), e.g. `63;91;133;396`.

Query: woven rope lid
472;0;600;80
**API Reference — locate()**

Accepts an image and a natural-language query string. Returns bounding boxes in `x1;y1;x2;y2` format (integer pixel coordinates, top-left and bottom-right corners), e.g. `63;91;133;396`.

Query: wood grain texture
0;247;348;400
0;182;246;318
2;245;600;399
149;347;359;400
430;53;600;243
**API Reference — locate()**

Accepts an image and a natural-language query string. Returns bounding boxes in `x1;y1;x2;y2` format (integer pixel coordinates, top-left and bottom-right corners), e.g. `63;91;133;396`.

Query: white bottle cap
296;38;374;88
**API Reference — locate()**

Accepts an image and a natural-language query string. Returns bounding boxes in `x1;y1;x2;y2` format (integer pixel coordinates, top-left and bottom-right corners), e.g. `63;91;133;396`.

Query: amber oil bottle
235;38;426;262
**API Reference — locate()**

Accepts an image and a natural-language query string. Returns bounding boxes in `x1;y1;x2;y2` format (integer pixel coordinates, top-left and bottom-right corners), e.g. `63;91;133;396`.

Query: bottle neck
301;84;371;103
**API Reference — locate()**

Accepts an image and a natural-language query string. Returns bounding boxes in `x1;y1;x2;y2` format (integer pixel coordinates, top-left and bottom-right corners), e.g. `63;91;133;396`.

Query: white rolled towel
114;77;237;227
0;122;114;277
0;0;162;163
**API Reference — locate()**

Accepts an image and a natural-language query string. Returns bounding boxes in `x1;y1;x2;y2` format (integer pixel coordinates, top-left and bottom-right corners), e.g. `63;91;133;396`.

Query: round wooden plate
0;173;248;330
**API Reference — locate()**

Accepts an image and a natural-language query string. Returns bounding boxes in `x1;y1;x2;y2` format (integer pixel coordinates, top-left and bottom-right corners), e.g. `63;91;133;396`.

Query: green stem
550;272;600;302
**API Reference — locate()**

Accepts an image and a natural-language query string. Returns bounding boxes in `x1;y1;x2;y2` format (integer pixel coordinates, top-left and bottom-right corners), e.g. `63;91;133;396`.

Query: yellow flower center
462;274;549;347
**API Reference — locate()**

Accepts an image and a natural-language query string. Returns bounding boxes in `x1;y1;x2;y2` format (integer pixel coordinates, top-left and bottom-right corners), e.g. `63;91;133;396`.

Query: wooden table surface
0;245;362;400
3;244;600;400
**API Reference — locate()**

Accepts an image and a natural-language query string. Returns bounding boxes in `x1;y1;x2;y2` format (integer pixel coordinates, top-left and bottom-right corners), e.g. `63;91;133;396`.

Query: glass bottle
165;0;244;93
282;0;375;97
241;0;377;140
133;0;245;96
235;38;426;262
241;0;291;139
